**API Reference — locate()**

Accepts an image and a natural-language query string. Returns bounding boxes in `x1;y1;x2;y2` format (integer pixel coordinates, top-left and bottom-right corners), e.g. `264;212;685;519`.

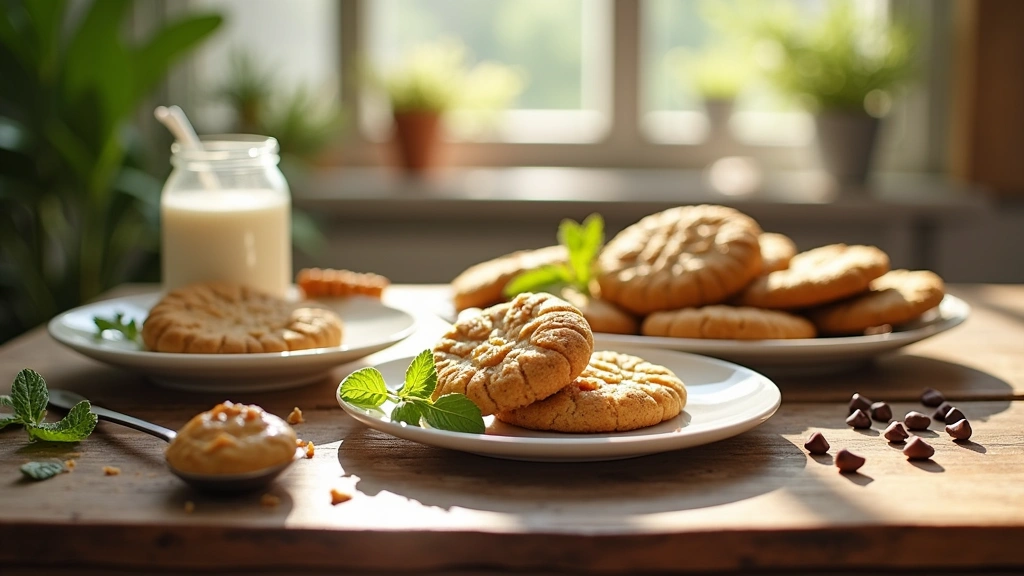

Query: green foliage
666;43;753;101
93;312;142;345
20;460;67;481
504;214;604;298
0;1;222;343
745;0;915;114
1;368;97;442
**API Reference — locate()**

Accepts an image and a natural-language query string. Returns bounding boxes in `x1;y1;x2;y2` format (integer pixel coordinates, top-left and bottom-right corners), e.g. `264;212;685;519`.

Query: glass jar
161;135;292;298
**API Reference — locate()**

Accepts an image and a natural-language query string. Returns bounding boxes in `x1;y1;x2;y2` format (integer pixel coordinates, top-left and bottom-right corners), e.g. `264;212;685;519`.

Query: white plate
48;293;416;392
337;346;781;462
594;294;970;376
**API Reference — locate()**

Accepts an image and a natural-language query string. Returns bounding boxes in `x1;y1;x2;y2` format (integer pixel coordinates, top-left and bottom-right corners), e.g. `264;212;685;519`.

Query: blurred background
1;0;1022;344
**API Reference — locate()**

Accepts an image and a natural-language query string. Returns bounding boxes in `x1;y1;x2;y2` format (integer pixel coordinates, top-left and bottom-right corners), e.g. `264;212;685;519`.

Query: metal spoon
48;389;294;493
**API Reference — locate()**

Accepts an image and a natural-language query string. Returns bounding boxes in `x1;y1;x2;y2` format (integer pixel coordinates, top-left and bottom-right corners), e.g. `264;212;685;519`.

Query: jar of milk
161;135;291;298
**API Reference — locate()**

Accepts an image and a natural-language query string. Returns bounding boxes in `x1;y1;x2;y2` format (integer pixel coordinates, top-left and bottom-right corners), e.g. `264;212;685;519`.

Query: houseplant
752;2;914;184
0;0;222;343
666;43;752;136
368;39;524;174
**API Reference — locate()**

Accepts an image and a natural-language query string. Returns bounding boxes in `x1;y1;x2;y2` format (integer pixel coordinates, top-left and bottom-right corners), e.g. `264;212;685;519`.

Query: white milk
161;189;291;298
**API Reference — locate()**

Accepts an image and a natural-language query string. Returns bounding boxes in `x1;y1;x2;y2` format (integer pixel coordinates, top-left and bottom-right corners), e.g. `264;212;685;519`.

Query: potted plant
368;39;524;174
753;3;914;185
666;44;752;137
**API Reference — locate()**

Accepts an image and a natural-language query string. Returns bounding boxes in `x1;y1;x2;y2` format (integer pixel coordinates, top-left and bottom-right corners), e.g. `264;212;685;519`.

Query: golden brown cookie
807;269;946;335
451;246;568;311
559;287;638;335
596;205;763;315
642;305;816;340
142;282;344;354
432;292;594;416
759;232;797;274
297;268;390;299
734;244;890;309
495;351;687;433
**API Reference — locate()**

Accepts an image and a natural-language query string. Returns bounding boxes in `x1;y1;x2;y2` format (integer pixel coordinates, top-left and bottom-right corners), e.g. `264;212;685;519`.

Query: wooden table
1;284;1023;575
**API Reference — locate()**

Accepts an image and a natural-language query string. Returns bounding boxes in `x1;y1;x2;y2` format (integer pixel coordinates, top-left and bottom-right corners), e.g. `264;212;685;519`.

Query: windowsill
293;166;993;222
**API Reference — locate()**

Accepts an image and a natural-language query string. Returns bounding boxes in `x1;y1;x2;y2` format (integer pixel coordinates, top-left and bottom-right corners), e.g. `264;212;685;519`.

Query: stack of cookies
450;205;947;339
432;292;687;433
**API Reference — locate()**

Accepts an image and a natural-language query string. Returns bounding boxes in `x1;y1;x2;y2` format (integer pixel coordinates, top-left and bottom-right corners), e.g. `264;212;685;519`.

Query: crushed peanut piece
102;466;121;476
304;441;315;459
260;493;281;508
64;459;77;471
287;407;304;425
296;438;304;447
184;501;195;514
577;380;599;392
330;488;352;505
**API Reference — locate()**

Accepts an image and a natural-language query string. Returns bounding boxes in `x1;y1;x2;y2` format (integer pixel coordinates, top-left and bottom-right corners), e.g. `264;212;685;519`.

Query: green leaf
398;349;437;399
558;213;604;289
20;460;66;481
11;369;47;425
27;400;97;442
338;368;390;409
503;264;572;298
390;401;423;426
93;312;140;343
418;394;485;434
131;14;223;101
0;415;19;431
0;394;17;430
0;395;12;408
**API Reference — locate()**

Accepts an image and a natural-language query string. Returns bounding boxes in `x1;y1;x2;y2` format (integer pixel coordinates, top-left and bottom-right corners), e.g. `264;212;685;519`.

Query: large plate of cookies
448;205;970;376
48;281;416;392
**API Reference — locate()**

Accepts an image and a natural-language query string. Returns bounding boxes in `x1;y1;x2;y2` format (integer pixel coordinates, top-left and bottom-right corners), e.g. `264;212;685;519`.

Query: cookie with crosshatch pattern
432;292;594;416
596;205;763;315
495;350;687;433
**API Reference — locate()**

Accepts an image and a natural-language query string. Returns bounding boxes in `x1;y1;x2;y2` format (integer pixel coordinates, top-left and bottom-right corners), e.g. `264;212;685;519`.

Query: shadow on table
776;354;1017;404
337;427;805;515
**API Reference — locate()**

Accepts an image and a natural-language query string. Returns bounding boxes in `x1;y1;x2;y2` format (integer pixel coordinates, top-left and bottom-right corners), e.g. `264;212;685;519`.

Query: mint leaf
418;394;485;434
11;369;47;426
26;400;97;443
338;368;389;409
390;401;423;426
20;460;67;481
0;395;12;408
93;313;141;343
398;349;437;399
0;416;17;431
0;395;15;430
558;213;604;290
503;264;572;298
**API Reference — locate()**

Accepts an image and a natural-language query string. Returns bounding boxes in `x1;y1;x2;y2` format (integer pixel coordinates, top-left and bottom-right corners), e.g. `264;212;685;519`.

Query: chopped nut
102;466;121;476
184;501;195;514
64;459;77;471
260;493;281;508
330;488;352;505
305;441;315;459
287;407;304;425
577;380;599;392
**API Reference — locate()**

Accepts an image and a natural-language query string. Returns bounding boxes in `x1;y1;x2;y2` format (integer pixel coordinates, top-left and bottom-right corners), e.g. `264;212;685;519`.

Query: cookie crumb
102;466;121;476
330;488;352;505
184;501;195;514
64;459;77;471
304;441;315;459
260;493;281;508
287;407;304;424
296;438;304;447
577;380;599;392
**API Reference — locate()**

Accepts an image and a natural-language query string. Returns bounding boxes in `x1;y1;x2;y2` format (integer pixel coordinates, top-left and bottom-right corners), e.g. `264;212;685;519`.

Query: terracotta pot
392;110;442;174
813;110;881;187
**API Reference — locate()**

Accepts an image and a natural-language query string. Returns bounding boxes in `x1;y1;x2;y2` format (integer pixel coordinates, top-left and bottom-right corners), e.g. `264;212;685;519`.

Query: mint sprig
0;369;97;442
338;350;485;434
93;313;142;345
504;213;605;298
20;460;67;481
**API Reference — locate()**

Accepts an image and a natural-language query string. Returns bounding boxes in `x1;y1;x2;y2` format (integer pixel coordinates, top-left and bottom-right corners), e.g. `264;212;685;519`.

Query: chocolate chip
835;449;865;473
920;388;945;407
945;419;973;441
804;431;830;455
883;421;910;443
848;393;873;414
846;409;872;429
944;407;966;425
870;401;892;422
903;437;935;460
933;401;953;420
904;411;931;431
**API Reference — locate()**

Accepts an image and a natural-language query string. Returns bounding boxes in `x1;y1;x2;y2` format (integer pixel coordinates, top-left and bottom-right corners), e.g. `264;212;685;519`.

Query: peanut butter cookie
596;205;763;315
759;232;797;274
807;269;946;335
451;245;568;311
495;351;687;433
297;268;389;299
432;292;594;416
642;305;816;340
559;287;638;335
142;282;343;354
734;244;890;309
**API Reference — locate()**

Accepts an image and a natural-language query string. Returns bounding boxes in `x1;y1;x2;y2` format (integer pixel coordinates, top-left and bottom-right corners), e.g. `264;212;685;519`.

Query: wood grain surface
1;284;1023;574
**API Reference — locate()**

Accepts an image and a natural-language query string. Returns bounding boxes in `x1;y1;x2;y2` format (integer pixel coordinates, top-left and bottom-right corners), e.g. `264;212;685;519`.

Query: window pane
364;0;611;142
